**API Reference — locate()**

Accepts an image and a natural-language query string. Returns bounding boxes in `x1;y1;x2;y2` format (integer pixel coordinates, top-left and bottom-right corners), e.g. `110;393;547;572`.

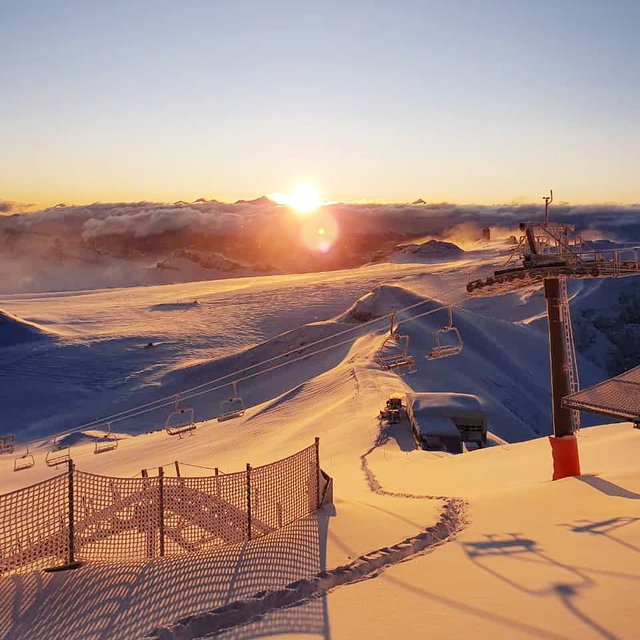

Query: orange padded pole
549;435;581;480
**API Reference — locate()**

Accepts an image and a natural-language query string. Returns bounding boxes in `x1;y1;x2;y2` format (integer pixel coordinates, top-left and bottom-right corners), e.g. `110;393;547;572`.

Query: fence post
315;437;321;509
246;463;252;541
67;459;75;565
158;467;165;557
174;461;181;477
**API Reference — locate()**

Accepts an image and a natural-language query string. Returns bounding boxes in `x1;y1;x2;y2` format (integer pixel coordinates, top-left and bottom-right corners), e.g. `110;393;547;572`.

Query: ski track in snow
144;500;467;640
144;372;469;640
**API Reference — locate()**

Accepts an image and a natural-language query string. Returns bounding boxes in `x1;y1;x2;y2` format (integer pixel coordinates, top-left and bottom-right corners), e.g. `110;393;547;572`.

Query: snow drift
0;308;57;347
339;284;438;323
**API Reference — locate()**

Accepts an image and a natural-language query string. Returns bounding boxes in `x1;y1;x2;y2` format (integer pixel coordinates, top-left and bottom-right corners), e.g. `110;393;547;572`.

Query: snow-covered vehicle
406;393;487;453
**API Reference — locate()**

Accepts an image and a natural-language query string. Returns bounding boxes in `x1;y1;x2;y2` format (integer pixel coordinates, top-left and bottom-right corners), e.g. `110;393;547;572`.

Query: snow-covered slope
0;308;57;347
1;346;638;639
0;262;604;444
1;238;639;640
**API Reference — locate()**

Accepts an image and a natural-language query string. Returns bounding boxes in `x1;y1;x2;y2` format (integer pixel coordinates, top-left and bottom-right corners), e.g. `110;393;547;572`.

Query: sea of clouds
3;197;639;239
1;198;639;293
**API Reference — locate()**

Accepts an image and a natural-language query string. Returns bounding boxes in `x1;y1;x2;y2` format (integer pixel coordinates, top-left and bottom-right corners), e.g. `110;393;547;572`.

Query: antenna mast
543;190;553;225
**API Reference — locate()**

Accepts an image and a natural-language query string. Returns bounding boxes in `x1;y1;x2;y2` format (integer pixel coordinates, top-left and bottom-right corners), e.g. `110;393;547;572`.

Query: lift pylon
466;191;640;480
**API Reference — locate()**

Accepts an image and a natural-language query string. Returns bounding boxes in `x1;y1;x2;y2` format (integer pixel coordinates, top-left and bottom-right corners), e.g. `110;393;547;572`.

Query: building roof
562;365;640;423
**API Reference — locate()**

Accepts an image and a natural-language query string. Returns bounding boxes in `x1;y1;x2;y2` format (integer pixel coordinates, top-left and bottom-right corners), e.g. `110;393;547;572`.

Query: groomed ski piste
1;239;640;640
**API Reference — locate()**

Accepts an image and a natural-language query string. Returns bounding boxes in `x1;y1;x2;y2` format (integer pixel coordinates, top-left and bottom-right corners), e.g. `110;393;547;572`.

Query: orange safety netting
1;443;320;576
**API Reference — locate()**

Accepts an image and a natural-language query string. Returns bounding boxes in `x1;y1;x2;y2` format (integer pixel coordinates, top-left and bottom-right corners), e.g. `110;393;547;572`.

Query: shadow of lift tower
466;191;640;479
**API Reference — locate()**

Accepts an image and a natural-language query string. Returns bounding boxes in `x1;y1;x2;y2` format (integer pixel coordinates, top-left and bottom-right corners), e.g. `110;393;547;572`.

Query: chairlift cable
54;287;464;434
60;291;470;436
46;274;477;440
182;297;467;403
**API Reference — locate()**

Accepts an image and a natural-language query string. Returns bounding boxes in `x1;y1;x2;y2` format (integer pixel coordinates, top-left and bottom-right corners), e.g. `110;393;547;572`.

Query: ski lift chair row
14;445;35;472
165;395;196;438
426;306;463;360
45;436;72;468
218;382;246;422
94;422;119;454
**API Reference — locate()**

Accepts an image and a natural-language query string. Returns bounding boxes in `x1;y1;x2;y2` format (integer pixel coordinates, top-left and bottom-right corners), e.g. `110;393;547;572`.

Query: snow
1;239;640;639
406;392;485;421
410;414;461;437
384;239;465;264
0;308;57;347
338;284;432;323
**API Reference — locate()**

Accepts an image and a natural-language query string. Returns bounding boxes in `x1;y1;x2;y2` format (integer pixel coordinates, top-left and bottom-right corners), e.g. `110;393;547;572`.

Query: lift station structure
466;192;640;479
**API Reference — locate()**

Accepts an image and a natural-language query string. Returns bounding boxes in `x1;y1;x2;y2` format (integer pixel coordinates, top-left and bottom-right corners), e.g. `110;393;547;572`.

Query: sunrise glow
288;184;320;214
268;184;321;214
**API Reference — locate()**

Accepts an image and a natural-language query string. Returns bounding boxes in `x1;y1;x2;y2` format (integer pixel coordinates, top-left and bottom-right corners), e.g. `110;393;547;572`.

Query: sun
267;183;322;214
288;183;320;214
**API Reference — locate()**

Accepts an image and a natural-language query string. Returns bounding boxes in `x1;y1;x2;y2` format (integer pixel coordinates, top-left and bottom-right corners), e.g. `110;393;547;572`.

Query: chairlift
165;394;196;438
375;313;417;374
427;306;463;360
14;445;35;472
217;382;246;422
45;435;72;468
94;422;119;454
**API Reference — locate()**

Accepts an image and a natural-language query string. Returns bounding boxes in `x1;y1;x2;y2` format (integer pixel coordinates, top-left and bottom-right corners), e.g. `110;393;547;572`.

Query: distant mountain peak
234;195;273;206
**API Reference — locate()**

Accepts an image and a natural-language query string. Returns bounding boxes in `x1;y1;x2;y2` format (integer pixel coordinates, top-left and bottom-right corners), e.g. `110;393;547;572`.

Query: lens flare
300;211;338;253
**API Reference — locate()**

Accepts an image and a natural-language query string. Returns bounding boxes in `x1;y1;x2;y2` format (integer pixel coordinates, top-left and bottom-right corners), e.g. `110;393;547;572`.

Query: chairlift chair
165;394;196;437
14;445;35;472
1;433;15;454
375;313;417;374
94;422;119;453
427;307;463;360
218;382;246;422
45;435;72;468
376;338;417;372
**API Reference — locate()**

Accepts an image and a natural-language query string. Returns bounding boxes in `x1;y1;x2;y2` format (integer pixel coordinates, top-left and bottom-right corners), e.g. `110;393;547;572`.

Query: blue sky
2;0;639;207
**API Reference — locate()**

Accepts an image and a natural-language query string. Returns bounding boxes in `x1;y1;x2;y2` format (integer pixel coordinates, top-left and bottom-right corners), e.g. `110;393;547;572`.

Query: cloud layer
2;198;639;242
1;198;638;293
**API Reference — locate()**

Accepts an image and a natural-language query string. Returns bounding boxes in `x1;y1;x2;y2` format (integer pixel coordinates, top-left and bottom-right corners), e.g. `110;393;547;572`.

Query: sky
2;0;639;208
